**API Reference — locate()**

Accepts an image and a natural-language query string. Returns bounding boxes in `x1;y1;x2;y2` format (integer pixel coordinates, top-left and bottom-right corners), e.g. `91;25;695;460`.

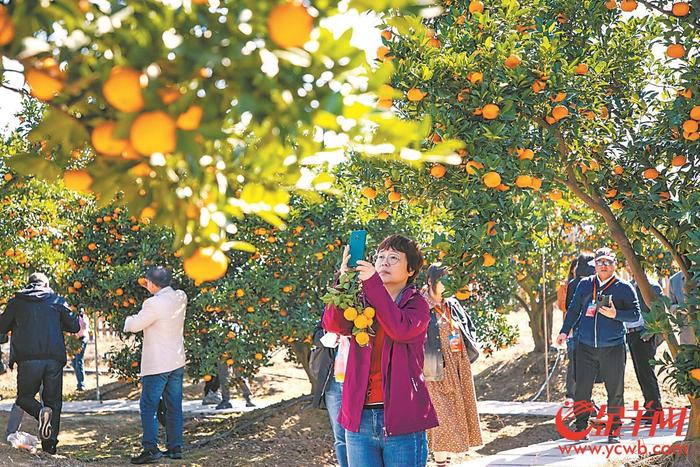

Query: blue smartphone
347;230;367;267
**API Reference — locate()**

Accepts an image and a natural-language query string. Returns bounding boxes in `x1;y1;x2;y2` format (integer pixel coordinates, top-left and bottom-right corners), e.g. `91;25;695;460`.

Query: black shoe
41;440;57;455
245;399;256;408
216;400;232;410
38;407;52;440
130;449;163;464
161;447;183;459
608;436;621;444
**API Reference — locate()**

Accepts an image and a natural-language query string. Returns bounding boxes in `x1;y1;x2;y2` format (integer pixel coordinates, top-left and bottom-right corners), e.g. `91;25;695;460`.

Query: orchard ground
0;310;689;466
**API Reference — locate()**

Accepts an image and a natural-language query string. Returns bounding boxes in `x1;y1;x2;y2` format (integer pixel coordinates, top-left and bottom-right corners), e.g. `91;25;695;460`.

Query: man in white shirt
124;266;187;464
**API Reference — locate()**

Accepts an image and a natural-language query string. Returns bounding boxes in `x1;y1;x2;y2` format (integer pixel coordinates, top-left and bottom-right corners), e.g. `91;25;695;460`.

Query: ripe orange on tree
620;0;637;12
26;66;64;102
552;105;569;121
91;122;128;157
183;246;229;282
102;67;144;113
548;189;563;201
482;171;501;188
504;54;521;69
361;187;377;199
355;331;370;346
430;164;447;178
267;1;313;49
671;155;687;167
176;105;203;130
642;168;660;180
482;104;500;120
388;191;402;202
468;0;484;14
483;252;496;267
130;111;177;155
515;175;532;188
575;63;589;75
689;106;700;121
683;119;699;134
605;0;617;10
666;44;685;59
63;170;93;192
0;6;15;46
517;148;534;160
469;72;483;85
671;2;690;16
377;210;389;220
407;88;426;102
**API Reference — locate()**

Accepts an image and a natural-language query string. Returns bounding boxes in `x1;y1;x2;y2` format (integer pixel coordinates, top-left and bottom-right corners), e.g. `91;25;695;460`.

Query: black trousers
627;330;662;411
16;359;64;441
574;342;626;432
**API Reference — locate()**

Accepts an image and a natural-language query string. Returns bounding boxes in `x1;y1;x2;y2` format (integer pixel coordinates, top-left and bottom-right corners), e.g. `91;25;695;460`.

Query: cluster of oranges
343;306;376;346
681;105;700;141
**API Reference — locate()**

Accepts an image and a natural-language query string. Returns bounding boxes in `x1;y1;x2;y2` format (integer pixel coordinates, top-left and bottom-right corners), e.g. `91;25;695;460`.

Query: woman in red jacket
323;234;437;467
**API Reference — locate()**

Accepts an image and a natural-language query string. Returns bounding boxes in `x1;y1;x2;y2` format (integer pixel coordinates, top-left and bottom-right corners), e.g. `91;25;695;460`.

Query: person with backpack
0;272;80;454
422;264;482;467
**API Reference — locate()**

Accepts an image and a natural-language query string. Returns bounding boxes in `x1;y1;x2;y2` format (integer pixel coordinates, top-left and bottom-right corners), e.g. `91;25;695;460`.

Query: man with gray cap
124;266;187;464
556;248;641;444
0;272;80;454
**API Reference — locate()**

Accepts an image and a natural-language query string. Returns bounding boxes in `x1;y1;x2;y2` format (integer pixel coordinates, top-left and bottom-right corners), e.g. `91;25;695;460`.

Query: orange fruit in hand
468;0;484;14
183;247;229;282
102;67;144;113
355;331;370;346
642;168;660;180
552;105;569;120
361;187;377;199
91;122;128;156
354;315;369;329
130;111;177;155
0;6;15;46
176;105;203;130
666;44;685;59
26;69;63;102
343;307;358;321
267;1;313;49
482;171;501;188
483;253;496;267
504;54;521;69
407;88;426;101
620;0;637;12
671;2;690;16
482;103;500;120
63;170;93;192
430;164;447;178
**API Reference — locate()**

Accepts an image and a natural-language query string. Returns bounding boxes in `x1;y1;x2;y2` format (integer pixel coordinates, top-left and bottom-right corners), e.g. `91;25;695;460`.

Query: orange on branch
469;72;483;85
407;88;426;102
552;105;569;120
130;111;177;155
102;67;144;113
515;175;532;188
682;119;699;134
430;164;447;178
363;307;375;319
355;331;370;346
344;307;359;321
0;6;15;46
517;148;534;160
388;191;402;202
468;0;484;14
666;43;685;59
176;105;203;130
361;187;377;199
267;1;313;49
482;103;499;120
548;189;563;201
690;106;700;121
642;168;659;180
620;0;637;11
63;170;93;192
575;63;589;75
671;2;690;16
377;210;389;220
482;171;501;188
91;122;129;156
26;69;63;102
504;54;521;69
183;247;229;282
483;253;496;267
671;155;687;167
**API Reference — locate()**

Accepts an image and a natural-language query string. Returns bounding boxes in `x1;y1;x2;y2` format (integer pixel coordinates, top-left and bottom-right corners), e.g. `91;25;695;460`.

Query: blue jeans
72;340;87;390
324;378;348;467
346;408;427;467
140;366;184;452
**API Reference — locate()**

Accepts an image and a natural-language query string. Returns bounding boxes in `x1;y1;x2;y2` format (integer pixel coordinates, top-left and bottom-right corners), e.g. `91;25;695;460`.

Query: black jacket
310;315;336;409
0;284;80;364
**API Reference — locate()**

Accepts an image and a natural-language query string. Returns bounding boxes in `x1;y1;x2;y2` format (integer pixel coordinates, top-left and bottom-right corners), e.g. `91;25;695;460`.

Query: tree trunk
289;341;314;385
527;299;554;353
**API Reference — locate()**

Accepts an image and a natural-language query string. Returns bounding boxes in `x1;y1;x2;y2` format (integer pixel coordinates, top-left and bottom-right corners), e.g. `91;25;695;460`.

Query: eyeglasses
374;252;402;266
595;259;615;267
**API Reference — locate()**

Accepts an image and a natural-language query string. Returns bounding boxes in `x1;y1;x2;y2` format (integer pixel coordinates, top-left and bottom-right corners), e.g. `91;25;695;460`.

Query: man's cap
594;247;616;262
28;272;50;285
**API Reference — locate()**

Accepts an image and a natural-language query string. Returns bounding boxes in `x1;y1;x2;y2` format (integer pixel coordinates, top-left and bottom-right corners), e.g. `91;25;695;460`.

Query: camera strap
592;275;618;301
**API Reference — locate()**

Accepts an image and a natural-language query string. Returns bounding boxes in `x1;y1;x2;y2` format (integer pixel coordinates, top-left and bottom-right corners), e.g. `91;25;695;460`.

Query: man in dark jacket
0;272;80;454
556;248;641;444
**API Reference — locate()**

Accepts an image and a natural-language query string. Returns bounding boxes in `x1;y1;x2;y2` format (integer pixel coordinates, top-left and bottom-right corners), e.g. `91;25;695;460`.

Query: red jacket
322;273;438;436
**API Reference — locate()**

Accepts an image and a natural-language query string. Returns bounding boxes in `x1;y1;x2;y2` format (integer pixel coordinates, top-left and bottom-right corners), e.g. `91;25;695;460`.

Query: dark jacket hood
16;284;55;301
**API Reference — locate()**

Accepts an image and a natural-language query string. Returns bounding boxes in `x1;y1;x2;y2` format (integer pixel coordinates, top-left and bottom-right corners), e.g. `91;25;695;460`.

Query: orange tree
383;0;700;442
0;0;462;282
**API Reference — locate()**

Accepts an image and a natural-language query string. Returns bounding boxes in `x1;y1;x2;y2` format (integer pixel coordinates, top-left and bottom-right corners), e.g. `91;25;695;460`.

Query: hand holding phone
347;230;367;268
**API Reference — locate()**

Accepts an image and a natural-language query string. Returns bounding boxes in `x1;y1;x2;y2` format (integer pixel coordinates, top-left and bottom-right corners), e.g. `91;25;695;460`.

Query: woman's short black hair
575;252;595;278
426;263;448;293
376;234;424;284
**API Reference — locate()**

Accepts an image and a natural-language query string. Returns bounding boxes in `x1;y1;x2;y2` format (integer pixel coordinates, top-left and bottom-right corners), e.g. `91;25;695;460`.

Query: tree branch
649;225;691;280
513;293;531;315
